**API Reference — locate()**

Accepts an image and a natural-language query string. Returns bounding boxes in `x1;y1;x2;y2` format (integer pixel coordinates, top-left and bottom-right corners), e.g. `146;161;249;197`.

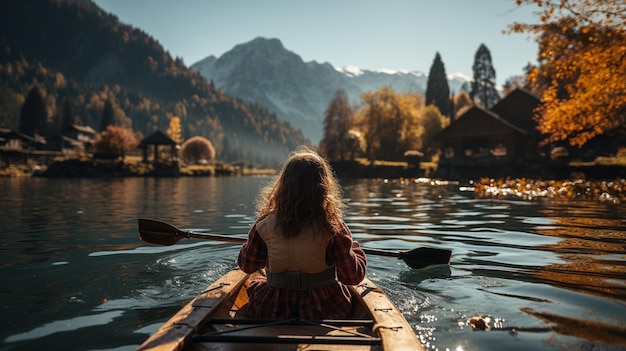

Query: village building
45;124;97;154
435;89;544;179
0;128;47;151
0;128;49;166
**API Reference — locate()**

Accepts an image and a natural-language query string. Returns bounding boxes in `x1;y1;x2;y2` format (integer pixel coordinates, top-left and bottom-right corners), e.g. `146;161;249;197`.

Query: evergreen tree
99;100;115;132
425;52;451;118
420;105;447;159
61;97;74;130
470;44;500;108
319;89;353;161
19;85;47;136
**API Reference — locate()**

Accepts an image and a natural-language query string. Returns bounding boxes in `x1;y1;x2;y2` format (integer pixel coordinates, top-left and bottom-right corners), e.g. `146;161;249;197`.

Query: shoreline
0;159;277;178
2;160;624;203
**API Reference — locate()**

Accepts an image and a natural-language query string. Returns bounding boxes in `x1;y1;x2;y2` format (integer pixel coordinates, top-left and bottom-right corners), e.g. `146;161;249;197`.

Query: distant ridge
192;37;471;144
0;2;308;167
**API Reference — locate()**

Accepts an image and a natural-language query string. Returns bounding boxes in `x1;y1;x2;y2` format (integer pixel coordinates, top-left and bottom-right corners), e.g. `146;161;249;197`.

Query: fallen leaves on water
472;178;625;203
470;316;491;331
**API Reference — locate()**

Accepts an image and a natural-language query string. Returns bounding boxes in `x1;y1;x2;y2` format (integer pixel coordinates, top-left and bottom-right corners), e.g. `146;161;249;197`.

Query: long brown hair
256;147;345;237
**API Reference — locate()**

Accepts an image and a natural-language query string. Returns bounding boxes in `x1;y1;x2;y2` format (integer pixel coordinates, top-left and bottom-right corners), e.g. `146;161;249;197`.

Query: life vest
255;213;333;273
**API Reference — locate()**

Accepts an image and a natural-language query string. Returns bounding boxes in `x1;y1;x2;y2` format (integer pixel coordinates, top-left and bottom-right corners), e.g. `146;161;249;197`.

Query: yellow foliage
510;0;626;147
167;116;183;144
357;87;424;160
54;72;65;89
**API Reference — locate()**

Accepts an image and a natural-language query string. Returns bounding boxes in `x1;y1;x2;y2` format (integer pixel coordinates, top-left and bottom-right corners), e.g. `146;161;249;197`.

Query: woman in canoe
238;147;367;319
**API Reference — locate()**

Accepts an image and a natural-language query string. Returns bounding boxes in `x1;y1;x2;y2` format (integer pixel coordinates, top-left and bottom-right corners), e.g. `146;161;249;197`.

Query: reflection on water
0;177;625;351
341;178;626;351
4;311;124;343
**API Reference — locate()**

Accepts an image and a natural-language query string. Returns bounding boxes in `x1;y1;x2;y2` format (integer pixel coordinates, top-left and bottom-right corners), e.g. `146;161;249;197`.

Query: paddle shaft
140;227;401;258
137;218;451;269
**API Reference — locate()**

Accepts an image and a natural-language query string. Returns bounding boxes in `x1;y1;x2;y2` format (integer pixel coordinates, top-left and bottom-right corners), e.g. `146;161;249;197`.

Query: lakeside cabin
45;124;97;155
0;128;48;166
435;88;544;178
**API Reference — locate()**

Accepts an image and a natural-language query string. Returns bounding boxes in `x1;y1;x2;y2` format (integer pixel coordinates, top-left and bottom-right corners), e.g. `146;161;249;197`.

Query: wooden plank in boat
139;269;425;351
137;269;249;351
350;278;425;351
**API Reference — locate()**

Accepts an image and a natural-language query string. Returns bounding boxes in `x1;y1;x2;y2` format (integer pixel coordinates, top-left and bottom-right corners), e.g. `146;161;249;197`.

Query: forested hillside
0;0;309;166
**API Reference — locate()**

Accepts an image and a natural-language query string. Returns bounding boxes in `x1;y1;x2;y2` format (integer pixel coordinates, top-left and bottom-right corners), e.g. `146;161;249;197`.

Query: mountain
192;37;471;144
0;0;308;167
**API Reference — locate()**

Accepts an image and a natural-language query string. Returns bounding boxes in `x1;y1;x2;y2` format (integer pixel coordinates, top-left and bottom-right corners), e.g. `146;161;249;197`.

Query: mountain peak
448;72;472;81
248;36;285;49
191;37;471;144
229;36;289;57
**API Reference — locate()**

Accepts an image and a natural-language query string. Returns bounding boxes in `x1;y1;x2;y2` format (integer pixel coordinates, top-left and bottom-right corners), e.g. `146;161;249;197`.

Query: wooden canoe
137;269;425;351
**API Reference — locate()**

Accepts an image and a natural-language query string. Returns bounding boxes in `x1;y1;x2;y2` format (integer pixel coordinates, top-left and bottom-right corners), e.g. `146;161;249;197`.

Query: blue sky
93;0;540;84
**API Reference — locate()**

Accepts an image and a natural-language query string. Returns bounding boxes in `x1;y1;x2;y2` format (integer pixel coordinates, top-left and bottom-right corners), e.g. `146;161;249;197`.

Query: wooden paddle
137;218;451;269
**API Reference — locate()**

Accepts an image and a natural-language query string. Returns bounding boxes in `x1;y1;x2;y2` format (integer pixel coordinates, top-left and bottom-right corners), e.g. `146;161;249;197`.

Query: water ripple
2;177;625;351
4;311;124;343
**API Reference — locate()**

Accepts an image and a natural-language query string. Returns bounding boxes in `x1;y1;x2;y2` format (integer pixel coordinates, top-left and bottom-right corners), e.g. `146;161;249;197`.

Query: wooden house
62;125;96;144
0;128;48;166
435;89;542;178
46;125;97;154
0;128;46;150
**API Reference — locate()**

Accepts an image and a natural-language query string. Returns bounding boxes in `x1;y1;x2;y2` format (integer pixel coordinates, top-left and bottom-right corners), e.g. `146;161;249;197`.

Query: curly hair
256;147;345;238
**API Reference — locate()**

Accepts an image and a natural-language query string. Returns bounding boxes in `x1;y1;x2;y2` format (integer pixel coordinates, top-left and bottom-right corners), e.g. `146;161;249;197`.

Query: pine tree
425;52;451;118
99;100;115;132
19;85;47;136
319;89;353;161
470;44;500;109
61;97;74;130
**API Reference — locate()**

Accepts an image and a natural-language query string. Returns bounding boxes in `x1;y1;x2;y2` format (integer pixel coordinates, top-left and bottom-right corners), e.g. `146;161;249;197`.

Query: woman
237;147;367;319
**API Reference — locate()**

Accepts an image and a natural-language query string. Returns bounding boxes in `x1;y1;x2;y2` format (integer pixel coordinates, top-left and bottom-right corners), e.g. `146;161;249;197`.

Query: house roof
437;106;527;140
62;136;84;146
436;88;541;142
140;130;177;146
0;129;46;144
62;124;96;135
489;88;541;136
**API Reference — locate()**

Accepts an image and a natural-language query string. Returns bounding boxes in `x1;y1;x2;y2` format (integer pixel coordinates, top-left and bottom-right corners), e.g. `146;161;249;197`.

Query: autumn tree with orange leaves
509;0;625;147
94;125;140;160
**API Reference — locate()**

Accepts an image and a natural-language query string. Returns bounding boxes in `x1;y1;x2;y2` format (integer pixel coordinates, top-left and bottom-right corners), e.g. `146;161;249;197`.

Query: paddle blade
138;218;186;246
399;247;452;269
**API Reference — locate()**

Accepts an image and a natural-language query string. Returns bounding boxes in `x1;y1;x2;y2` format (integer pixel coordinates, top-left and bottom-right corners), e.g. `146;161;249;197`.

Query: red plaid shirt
237;220;367;319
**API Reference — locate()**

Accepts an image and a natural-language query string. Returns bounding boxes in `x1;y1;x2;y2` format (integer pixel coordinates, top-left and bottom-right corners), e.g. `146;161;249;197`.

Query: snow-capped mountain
192;37;470;144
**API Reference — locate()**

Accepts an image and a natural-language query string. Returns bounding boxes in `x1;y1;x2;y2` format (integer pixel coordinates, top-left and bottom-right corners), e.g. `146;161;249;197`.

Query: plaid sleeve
327;221;367;285
237;222;268;274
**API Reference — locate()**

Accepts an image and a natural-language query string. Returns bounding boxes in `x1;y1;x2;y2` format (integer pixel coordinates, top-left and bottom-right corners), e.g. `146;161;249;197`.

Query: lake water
1;177;625;351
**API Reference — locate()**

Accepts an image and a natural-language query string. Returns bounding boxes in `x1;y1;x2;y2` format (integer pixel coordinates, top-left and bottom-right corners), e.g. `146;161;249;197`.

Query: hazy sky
93;0;540;84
